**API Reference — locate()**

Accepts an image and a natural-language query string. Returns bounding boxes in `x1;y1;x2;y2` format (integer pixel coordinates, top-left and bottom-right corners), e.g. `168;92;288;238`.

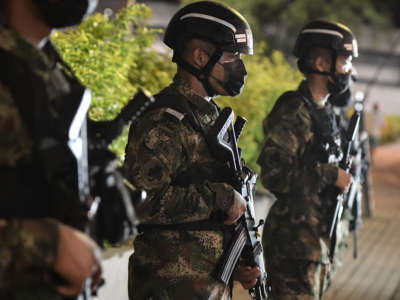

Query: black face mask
217;59;247;97
34;0;98;28
327;73;352;96
328;87;352;107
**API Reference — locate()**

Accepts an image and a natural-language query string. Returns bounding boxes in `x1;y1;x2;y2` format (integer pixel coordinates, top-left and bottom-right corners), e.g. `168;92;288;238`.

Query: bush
381;115;400;144
52;4;175;159
52;5;301;170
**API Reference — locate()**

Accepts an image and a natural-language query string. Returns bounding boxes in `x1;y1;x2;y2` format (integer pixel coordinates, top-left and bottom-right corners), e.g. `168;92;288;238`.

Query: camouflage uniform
0;219;61;300
257;81;341;300
124;75;237;300
0;16;86;299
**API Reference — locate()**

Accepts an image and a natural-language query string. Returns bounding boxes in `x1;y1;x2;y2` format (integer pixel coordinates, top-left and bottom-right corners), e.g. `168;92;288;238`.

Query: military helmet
33;0;98;28
293;20;358;59
164;1;253;55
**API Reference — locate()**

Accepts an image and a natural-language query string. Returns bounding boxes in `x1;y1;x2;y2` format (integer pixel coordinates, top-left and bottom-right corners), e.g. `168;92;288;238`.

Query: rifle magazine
215;224;247;285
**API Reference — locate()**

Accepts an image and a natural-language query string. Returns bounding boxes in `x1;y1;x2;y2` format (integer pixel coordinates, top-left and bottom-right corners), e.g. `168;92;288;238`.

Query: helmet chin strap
173;48;224;97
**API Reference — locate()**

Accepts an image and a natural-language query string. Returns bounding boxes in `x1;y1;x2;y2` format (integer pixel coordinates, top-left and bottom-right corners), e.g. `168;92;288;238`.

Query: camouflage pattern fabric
257;81;340;299
267;258;330;300
0;219;62;300
0;16;87;228
0;17;85;299
329;217;350;281
124;75;236;300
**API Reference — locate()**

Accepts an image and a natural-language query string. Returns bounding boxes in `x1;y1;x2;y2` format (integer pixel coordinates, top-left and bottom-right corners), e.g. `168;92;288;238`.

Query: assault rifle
69;89;154;300
69;89;154;245
329;108;361;248
86;89;154;243
345;139;362;259
345;95;369;258
209;107;267;300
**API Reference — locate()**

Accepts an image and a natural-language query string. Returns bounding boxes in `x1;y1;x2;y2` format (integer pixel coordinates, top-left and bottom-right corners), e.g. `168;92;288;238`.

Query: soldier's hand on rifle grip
224;190;247;225
53;223;102;297
335;168;353;192
233;265;261;289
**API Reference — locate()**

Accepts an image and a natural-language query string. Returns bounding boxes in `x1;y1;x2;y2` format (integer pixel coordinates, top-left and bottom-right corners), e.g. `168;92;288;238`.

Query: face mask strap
212;59;247;96
172;47;224;97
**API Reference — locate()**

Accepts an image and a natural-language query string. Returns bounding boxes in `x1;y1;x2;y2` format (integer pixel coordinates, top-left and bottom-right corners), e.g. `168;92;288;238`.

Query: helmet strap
173;48;224;97
329;52;339;82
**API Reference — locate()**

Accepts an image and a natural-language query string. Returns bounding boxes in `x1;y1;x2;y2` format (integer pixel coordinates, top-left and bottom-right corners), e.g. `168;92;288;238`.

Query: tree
182;0;395;54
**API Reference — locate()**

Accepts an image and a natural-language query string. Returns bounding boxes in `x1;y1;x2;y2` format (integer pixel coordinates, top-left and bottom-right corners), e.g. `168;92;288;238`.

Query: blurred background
51;1;400;299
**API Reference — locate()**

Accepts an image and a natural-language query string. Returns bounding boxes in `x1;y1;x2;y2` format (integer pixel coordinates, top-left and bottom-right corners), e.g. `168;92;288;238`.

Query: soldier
257;20;357;299
123;1;261;299
0;0;102;298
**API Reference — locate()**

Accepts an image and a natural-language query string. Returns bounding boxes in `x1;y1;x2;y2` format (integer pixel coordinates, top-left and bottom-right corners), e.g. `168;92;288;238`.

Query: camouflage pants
330;218;350;281
128;253;231;300
267;259;330;300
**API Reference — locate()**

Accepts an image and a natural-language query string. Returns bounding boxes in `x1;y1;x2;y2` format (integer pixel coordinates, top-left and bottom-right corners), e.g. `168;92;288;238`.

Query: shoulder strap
150;92;203;132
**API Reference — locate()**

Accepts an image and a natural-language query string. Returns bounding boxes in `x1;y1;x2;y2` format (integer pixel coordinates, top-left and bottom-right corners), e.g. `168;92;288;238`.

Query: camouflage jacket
0;219;61;300
123;76;237;299
257;81;340;264
0;17;85;299
0;17;86;225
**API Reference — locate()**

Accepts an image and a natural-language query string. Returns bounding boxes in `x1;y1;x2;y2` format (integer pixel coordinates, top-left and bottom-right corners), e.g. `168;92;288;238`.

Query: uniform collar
0;17;52;71
173;75;219;111
298;80;328;109
169;75;220;126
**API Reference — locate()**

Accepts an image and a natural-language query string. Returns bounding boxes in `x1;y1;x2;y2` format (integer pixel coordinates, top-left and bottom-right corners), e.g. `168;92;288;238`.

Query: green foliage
215;43;302;171
252;0;390;30
381;115;400;144
52;4;175;159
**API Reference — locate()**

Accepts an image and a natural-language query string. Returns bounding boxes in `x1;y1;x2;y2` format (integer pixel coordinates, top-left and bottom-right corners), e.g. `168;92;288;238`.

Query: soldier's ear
193;47;209;69
314;55;330;73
